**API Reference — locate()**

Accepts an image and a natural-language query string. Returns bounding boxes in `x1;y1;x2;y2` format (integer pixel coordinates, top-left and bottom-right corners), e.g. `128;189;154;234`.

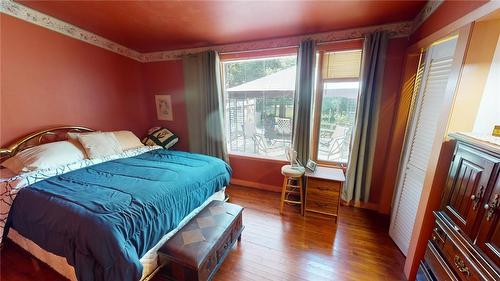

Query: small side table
305;166;345;221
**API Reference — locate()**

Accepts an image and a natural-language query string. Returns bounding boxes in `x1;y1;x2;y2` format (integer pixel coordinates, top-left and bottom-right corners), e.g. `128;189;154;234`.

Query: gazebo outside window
222;56;297;159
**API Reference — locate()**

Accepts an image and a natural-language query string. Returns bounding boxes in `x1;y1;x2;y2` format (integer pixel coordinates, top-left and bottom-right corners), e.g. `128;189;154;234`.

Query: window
222;55;297;159
313;49;362;164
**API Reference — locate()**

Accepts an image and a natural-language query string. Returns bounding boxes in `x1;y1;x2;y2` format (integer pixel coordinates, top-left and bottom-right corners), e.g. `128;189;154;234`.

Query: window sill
316;161;347;170
228;152;288;164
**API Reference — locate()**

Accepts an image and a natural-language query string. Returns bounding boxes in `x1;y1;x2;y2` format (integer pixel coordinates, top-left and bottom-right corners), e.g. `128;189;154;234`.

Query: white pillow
77;132;123;159
1;141;86;174
65;132;90;156
112;131;144;151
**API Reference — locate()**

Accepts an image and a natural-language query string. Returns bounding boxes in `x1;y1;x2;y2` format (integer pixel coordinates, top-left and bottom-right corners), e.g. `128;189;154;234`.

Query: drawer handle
470;185;484;210
454;255;471;277
316;186;332;191
484;194;499;221
434;227;443;237
314;202;329;208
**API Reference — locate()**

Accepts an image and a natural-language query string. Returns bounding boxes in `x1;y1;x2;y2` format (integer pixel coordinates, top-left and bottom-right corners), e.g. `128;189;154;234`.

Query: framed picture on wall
155;95;173;121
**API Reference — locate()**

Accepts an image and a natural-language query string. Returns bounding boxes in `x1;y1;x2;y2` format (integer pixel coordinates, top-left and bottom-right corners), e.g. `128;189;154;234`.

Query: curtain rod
219;37;364;55
316;37;364;45
219;45;297;55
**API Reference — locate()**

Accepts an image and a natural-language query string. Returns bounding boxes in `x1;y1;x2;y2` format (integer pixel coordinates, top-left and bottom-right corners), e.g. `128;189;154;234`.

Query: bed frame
0;126;94;162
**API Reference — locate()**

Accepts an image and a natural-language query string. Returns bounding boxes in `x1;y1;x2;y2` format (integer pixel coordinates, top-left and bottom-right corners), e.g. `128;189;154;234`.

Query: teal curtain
293;40;316;165
183;51;228;162
343;32;389;203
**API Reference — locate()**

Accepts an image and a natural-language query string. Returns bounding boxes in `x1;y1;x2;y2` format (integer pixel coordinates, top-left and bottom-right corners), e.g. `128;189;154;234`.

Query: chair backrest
275;117;292;135
327;127;350;154
242;122;256;137
252;134;268;153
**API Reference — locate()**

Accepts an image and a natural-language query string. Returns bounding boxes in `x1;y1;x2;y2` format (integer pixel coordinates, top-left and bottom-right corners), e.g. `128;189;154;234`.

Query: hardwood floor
0;185;406;281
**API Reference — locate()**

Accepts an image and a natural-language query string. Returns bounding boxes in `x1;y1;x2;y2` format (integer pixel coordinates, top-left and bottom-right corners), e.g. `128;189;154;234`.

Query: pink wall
141;60;189;151
1;14;150;146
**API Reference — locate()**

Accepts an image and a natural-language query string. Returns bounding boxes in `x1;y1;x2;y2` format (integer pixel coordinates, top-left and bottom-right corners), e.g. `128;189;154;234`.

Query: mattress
8;189;226;281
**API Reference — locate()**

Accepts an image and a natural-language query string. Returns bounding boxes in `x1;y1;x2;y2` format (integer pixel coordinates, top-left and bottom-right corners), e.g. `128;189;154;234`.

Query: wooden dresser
305;166;345;220
419;133;500;281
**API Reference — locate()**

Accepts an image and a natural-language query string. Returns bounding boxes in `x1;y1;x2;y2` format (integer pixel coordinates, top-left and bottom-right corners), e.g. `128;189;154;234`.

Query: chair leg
298;177;304;216
280;176;287;215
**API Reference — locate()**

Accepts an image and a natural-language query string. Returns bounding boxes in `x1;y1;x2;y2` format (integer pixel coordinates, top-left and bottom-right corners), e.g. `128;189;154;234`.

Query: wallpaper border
0;0;145;61
1;0;440;62
143;21;413;62
412;0;444;32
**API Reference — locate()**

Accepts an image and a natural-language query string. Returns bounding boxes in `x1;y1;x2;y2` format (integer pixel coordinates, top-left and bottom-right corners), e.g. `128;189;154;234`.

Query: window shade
322;50;362;79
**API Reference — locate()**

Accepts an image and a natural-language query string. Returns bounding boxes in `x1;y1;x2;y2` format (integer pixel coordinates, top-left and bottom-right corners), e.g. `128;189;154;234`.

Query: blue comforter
6;149;231;281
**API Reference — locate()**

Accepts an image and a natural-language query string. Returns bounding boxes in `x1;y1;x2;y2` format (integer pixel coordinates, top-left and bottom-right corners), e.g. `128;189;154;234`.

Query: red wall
369;37;408;208
1;12;408;209
140;59;287;192
141;60;189;151
141;38;409;199
410;0;488;44
1;14;150;146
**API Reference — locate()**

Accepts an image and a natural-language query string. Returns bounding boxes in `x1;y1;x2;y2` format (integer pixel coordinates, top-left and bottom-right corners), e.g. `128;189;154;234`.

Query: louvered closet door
389;37;458;256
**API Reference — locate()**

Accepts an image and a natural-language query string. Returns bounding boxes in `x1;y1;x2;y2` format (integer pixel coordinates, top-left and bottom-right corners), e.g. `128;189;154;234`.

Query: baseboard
230;179;281;193
341;199;380;211
231;179;384;211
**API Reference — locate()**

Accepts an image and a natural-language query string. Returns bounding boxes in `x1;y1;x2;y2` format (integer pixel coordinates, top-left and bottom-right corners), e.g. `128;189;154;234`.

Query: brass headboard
0;126;94;162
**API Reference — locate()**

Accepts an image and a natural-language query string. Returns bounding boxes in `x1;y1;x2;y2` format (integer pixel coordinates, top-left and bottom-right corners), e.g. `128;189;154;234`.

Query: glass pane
222;55;296;159
317;81;359;163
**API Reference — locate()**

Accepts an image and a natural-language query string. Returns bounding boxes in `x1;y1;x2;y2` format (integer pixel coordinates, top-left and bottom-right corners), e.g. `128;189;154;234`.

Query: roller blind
389;37;458;256
322;50;362;79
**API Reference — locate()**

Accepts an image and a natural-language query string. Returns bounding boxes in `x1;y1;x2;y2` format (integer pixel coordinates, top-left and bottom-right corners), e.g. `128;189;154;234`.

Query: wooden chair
280;165;305;215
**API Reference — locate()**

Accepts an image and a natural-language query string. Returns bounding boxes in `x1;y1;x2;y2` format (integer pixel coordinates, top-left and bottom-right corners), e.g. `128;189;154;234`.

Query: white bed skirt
8;189;226;281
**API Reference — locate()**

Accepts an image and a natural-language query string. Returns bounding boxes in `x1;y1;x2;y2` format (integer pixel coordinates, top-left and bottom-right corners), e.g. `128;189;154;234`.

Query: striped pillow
142;127;178;149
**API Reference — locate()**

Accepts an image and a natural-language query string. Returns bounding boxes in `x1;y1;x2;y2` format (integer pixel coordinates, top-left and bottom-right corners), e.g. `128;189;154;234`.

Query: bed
0;127;231;281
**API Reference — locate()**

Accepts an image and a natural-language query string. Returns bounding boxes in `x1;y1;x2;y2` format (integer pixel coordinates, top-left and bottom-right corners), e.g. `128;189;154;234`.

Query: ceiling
17;1;427;52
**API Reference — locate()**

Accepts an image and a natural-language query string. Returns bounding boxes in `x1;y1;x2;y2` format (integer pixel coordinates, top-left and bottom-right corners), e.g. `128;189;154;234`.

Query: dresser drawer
441;234;482;281
307;178;340;195
306;193;339;215
425;242;459;281
418;261;437;281
431;223;447;250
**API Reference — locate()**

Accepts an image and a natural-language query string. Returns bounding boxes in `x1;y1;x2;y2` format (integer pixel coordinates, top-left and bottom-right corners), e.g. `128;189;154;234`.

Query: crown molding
412;0;444;32
143;21;413;62
1;0;441;63
0;0;145;62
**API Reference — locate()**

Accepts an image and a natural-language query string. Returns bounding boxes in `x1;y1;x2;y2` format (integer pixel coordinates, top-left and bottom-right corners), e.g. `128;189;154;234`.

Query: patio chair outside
318;127;351;162
253;133;285;158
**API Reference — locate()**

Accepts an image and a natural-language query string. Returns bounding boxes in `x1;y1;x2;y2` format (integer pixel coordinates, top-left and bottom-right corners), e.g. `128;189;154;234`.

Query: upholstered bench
158;201;244;281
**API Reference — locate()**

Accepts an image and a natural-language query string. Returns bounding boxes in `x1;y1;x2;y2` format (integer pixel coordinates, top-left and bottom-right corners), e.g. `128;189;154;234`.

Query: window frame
311;40;364;167
220;48;299;161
